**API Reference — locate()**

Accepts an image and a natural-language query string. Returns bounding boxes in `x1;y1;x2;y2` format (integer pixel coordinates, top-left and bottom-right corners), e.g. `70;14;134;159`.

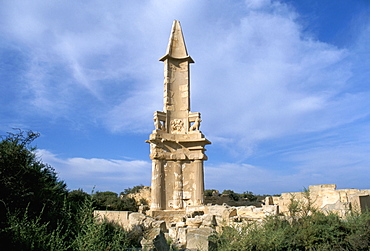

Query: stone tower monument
147;20;211;211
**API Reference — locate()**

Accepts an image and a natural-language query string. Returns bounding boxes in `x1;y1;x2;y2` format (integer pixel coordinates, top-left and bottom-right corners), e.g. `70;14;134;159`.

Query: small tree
0;129;68;247
222;190;240;201
242;191;257;201
205;189;218;197
93;191;137;211
121;184;145;195
288;188;317;217
0;130;68;226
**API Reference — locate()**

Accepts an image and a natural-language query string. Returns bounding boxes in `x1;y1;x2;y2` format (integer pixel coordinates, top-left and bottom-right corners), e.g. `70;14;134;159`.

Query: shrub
222;190;240;201
0;130;137;250
0;130;68;244
211;211;370;251
242;191;257;201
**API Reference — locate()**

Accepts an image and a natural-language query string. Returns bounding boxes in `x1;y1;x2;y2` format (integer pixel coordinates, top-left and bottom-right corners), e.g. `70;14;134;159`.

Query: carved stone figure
190;117;201;131
154;117;162;131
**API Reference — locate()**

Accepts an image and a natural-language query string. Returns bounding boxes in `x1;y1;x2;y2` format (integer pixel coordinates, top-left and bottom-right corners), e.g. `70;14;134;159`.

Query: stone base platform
147;209;186;223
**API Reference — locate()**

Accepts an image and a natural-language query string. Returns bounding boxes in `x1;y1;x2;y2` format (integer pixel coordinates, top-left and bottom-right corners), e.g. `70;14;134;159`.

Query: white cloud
205;143;370;195
1;0;370;160
36;149;152;193
191;3;370;157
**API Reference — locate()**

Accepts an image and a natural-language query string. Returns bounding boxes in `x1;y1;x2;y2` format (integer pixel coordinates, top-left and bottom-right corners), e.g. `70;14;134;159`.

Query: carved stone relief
171;119;184;133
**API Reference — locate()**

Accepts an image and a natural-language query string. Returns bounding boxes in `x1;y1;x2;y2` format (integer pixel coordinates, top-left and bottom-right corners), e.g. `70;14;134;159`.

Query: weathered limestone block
322;201;351;217
273;184;370;216
265;196;273;205
168;227;177;240
140;228;169;251
143;216;155;229
168;227;188;250
151;220;167;232
237;206;262;218
186;217;203;228
126;186;151;207
149;209;186;223
207;205;237;226
237;206;255;216
169;227;187;249
129;212;147;228
186;227;214;251
177;227;188;247
263;205;279;216
93;210;131;228
186;205;207;216
201;214;217;227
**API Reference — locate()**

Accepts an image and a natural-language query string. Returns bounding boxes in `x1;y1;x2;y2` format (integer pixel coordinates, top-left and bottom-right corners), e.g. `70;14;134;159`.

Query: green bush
121;184;145;195
205;189;218;196
2;206;70;251
93;191;138;211
71;195;133;250
222;190;240;201
241;191;257;202
0;130;68;245
0;130;138;250
210;211;370;250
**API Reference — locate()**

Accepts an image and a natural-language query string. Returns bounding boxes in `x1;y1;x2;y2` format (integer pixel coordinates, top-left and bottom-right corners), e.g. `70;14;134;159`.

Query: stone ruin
146;20;211;214
95;184;370;250
273;184;370;217
93;21;370;250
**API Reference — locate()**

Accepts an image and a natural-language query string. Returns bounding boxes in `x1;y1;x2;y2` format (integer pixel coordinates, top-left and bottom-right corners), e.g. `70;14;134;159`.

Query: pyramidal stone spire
147;20;211;213
159;20;194;62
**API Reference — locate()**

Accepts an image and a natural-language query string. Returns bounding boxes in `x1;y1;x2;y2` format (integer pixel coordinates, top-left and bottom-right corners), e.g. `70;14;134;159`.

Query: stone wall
272;184;370;217
94;203;279;250
94;184;370;250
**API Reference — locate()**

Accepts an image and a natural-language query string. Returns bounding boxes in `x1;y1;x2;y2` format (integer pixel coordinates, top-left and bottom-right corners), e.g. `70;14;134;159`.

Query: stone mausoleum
146;20;211;212
94;21;370;250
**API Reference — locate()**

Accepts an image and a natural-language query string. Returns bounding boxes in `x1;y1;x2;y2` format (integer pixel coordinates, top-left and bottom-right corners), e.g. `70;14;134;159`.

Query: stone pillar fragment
173;161;183;209
151;160;164;210
193;159;204;205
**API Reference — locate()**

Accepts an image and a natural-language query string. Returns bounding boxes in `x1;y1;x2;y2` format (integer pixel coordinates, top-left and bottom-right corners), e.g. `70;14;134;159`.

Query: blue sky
1;0;370;195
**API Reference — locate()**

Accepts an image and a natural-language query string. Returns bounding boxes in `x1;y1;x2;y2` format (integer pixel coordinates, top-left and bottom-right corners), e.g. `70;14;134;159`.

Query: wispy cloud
1;1;370;193
2;1;369;149
37;149;151;193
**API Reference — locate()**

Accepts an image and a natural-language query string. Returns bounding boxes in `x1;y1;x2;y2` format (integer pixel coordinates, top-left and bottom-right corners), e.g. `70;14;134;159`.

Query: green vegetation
204;189;218;196
121;184;145;195
211;189;370;250
207;189;267;202
2;130;370;250
0;130;68;232
0;130;140;250
210;211;370;250
93;191;137;211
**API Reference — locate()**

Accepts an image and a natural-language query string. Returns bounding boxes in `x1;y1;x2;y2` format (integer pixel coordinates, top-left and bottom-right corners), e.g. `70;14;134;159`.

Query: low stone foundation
272;184;370;217
94;184;370;250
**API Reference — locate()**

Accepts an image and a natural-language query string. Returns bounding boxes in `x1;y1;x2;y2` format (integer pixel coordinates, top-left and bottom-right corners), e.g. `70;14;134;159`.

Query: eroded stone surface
186;227;214;251
147;20;211;211
140;228;169;251
272;184;370;216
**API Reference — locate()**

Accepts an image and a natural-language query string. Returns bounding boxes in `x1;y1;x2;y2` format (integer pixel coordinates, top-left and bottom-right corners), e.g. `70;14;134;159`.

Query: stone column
173;161;183;209
151;159;163;210
193;159;204;205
